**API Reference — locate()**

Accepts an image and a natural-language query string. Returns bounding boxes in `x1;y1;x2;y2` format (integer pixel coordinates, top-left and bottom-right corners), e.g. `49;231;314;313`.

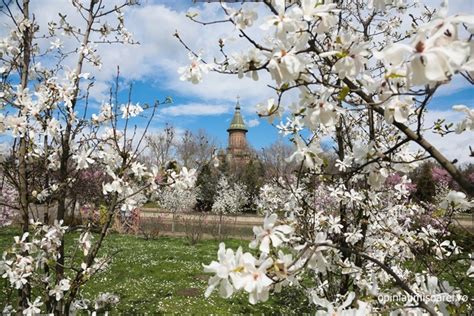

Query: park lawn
0;229;306;314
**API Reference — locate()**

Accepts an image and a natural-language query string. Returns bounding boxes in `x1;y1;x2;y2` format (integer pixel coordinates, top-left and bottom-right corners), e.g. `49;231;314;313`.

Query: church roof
227;99;248;132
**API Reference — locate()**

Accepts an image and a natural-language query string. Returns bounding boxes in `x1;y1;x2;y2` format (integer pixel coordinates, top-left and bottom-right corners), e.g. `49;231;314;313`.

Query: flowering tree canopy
158;167;198;214
177;0;474;314
211;176;248;216
0;0;195;313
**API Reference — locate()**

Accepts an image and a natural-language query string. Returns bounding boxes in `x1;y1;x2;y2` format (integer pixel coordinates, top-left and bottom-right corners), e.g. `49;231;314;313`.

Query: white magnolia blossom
92;102;113;123
120;103;143;119
384;97;414;124
23;297;42;316
296;0;339;32
203;243;273;304
46;117;60;138
230;48;264;81
72;148;95;170
48;279;71;301
178;53;211;84
439;190;473;211
375;11;473;86
368;168;389;190
228;7;258;30
102;178;124;195
249;213;293;254
256;98;283;124
79;231;93;256
352;141;376;165
327;32;369;80
203;243;254;298
240;258;274;305
169;167;197;190
256;183;289;215
452;105;474;134
130;162;147;179
266;47;306;84
260;1;303;40
305;89;342;128
5;116;27;137
286;137;323;169
467;254;474;278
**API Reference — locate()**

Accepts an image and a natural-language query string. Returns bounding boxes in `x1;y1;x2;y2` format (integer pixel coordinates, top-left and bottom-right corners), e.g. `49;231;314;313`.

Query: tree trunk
55;0;96;294
54;4;97;314
18;0;32;309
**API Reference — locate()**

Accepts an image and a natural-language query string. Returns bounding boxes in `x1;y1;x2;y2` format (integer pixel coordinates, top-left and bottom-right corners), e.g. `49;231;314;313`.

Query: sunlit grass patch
0;229;298;314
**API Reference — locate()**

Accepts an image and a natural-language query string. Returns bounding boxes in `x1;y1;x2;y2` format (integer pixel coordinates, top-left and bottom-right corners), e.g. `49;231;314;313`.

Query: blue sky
106;0;473;161
1;0;473;161
114;73;279;150
429;89;474;111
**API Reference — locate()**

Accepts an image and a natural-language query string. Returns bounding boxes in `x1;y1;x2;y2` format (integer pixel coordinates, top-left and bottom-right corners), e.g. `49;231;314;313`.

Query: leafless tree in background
144;123;176;167
177;129;217;169
260;138;296;180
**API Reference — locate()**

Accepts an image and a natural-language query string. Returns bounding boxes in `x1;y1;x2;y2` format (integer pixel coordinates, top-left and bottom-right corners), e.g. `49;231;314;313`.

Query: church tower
226;98;250;166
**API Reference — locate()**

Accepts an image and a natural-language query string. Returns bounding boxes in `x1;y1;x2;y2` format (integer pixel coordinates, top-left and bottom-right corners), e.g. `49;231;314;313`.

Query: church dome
227;99;248;132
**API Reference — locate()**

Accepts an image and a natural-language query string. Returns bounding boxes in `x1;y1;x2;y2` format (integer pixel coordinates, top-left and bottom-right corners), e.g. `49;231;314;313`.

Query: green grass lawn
0;229;307;314
3;227;470;314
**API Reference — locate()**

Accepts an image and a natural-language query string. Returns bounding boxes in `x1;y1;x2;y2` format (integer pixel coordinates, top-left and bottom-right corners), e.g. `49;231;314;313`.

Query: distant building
220;98;251;168
217;98;265;212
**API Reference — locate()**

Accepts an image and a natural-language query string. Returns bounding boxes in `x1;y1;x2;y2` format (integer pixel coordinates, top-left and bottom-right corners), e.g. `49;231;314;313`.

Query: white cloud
160;103;230;116
410;109;474;164
15;1;274;109
247;118;260;128
424;0;474;15
116;3;274;108
2;0;473;123
82;1;474;114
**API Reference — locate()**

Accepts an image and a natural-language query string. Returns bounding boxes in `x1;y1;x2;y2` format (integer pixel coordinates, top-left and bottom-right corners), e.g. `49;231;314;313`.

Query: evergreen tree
413;162;436;203
195;164;219;211
238;159;265;213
